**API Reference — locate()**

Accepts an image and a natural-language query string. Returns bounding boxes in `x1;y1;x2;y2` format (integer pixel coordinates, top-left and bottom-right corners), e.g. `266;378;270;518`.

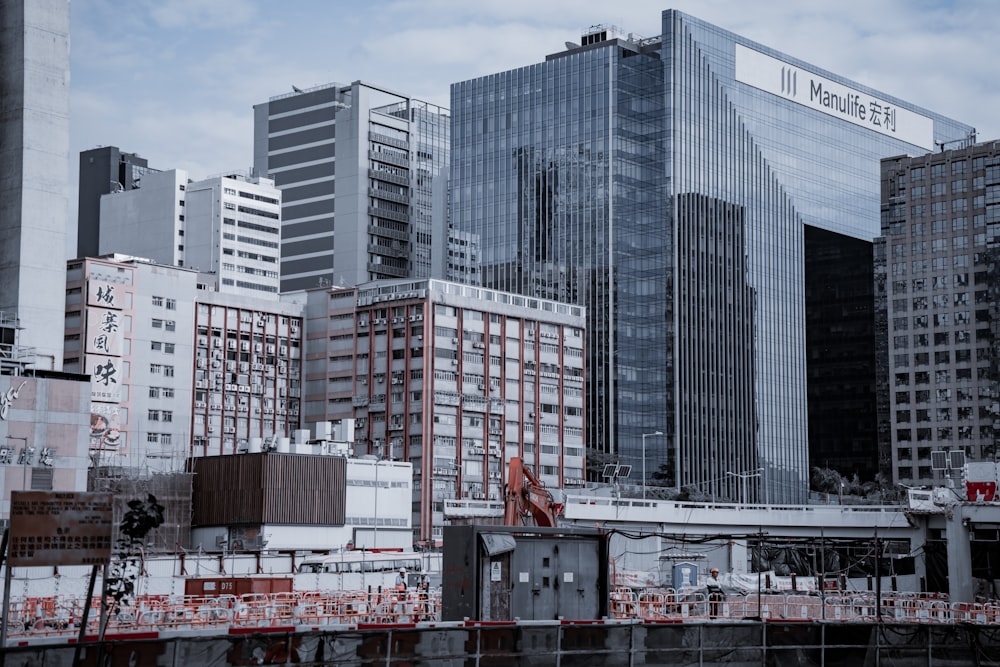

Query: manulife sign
735;43;935;151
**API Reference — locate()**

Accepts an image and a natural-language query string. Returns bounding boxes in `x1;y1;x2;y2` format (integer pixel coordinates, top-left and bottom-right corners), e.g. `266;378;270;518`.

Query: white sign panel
88;356;123;402
86;307;123;356
735;44;935;151
87;280;122;310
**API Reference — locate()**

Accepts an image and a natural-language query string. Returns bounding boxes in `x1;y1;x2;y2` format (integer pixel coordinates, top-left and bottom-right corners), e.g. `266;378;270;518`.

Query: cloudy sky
69;0;998;251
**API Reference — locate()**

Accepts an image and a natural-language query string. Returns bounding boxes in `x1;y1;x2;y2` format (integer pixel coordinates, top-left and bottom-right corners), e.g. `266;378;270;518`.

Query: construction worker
396;568;408;592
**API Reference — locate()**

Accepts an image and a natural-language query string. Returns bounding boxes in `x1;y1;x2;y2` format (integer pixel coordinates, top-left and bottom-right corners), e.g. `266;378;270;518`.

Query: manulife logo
780;66;797;98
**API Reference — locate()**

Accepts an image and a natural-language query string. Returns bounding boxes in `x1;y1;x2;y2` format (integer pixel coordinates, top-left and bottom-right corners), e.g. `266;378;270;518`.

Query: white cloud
66;0;1000;250
145;0;258;29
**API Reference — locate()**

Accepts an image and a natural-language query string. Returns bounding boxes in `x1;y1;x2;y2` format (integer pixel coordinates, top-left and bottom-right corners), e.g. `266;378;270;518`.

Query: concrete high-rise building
451;12;975;502
0;0;70;369
96;169;282;296
97;169;188;266
77;146;153;258
295;279;585;544
184;173;282;296
876;142;1000;485
252;81;450;291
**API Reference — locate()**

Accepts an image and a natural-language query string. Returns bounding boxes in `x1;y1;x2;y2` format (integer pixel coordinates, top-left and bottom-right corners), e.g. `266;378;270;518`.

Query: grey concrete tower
0;0;70;370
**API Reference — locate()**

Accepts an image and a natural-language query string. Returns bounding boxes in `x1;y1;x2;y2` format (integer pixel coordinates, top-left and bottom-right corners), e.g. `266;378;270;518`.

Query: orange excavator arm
503;456;562;527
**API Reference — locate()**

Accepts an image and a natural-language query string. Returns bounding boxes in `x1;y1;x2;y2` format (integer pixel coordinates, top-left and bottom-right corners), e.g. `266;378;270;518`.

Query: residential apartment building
64;256;198;471
97;169;189;268
0;0;71;369
252;81;450;291
296;279;585;544
451;12;974;502
876;141;1000;484
191;291;303;457
64;255;304;470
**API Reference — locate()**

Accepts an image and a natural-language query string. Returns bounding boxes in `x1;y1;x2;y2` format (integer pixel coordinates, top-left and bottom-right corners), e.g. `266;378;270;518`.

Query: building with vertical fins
252;81;450;292
451;11;975;502
877;142;1000;485
0;0;71;369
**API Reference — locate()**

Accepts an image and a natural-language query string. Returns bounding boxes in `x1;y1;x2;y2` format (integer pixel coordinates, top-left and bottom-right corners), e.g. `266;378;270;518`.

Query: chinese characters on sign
8;491;114;567
86;273;131;454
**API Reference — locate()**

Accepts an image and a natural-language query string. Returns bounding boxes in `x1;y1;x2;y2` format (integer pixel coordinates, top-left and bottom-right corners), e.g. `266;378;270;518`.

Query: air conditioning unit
359;320;368;327
477;384;485;391
224;426;235;434
227;340;236;350
195;401;206;408
451;337;459;344
241;341;250;351
198;336;208;347
473;342;484;349
207;425;215;433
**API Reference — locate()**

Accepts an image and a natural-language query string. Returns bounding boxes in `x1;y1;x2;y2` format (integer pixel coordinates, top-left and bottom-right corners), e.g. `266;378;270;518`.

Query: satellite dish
565;41;580;50
292;85;303;93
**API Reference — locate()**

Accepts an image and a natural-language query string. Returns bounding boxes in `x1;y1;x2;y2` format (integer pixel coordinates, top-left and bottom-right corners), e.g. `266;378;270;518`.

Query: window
166;299;176;310
151;341;162;351
152;296;164;307
164;365;175;377
149;387;160;398
162;411;173;423
148;410;160;421
164;343;175;354
152;319;163;329
150;363;161;374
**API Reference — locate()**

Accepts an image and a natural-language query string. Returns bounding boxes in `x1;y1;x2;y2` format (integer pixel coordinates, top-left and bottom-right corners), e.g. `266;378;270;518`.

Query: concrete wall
3;621;997;666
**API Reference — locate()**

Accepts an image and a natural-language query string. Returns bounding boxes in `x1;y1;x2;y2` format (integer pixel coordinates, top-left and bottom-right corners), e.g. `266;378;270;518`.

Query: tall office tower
96;169;283;296
876;142;1000;485
252;81;450;292
0;0;70;369
77;146;152;257
296;280;585;543
452;12;975;502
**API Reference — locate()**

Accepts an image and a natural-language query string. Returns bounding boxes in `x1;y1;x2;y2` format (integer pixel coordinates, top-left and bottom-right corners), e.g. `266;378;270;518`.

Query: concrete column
945;506;974;603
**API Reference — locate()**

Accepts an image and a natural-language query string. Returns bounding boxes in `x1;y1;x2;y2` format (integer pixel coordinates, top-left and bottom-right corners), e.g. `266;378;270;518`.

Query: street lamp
641;431;664;500
726;468;764;506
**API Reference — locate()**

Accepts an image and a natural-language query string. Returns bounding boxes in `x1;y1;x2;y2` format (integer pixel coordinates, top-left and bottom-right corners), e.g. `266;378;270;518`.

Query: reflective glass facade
877;143;1000;485
452;10;973;503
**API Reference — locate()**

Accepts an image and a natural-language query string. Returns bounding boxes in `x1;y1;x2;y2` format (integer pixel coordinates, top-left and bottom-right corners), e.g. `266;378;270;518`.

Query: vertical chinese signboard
86;270;131;453
7;491;114;566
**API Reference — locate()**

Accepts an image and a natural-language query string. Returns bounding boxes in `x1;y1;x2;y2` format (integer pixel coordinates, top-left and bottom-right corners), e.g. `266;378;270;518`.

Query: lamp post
726;468;764;506
641;431;664;500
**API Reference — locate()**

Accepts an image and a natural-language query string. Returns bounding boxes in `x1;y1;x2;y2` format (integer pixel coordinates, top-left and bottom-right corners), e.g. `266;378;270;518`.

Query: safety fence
3;588;441;641
609;587;998;624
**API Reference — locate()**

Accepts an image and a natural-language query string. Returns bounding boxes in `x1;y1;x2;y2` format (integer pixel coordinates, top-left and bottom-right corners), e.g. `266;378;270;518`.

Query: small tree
103;494;165;628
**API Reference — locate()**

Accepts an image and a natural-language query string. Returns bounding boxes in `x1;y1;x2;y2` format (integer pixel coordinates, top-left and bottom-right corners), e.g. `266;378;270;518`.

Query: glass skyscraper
451;10;974;502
